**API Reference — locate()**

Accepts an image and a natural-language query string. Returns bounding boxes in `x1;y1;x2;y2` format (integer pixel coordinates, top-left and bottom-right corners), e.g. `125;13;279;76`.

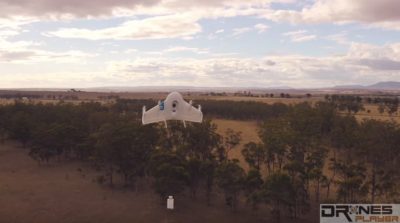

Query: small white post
167;195;174;210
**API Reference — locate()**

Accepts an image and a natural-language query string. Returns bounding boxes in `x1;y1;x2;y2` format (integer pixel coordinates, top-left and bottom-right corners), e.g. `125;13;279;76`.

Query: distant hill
333;84;365;89
368;81;400;90
334;81;400;90
1;81;399;93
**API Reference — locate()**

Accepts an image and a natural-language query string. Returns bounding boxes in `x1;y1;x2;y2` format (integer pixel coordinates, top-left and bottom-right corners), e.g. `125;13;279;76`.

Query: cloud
325;32;350;45
232;23;269;36
124;49;138;54
0;71;110;88
105;42;400;88
283;30;316;42
0;16;38;29
254;23;269;33
0;0;160;18
45;14;202;40
345;42;400;71
0;0;288;19
1;41;399;88
263;0;400;30
0;49;94;63
232;27;253;36
0;35;94;63
163;46;209;54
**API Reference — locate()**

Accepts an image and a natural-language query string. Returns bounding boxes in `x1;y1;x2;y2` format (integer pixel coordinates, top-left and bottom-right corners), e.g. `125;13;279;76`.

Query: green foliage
325;94;365;114
368;97;399;115
334;162;368;202
244;169;263;209
93;120;159;186
261;172;295;221
149;151;189;198
216;160;245;211
242;142;265;170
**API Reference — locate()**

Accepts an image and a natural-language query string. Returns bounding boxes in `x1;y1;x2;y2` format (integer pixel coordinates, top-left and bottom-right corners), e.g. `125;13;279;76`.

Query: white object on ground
167;195;174;210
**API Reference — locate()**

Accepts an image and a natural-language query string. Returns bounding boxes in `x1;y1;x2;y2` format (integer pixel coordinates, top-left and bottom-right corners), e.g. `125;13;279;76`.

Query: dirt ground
0;141;316;223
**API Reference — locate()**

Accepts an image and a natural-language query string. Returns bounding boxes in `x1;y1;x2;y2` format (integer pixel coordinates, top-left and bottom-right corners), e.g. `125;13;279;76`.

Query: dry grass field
352;104;400;122
196;96;321;105
212;119;260;171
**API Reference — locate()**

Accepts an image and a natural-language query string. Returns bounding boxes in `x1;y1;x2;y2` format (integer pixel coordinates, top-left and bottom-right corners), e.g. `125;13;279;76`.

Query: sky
0;0;400;88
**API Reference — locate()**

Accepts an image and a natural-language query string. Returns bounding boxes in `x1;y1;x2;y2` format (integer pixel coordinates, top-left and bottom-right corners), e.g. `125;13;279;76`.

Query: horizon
0;80;399;92
0;0;400;88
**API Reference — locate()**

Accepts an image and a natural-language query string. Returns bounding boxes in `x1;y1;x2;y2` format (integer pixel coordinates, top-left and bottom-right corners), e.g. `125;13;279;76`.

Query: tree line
326;94;399;115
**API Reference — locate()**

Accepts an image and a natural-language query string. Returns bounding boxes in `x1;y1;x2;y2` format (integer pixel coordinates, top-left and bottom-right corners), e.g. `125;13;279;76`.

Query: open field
352;104;400;122
213;119;260;170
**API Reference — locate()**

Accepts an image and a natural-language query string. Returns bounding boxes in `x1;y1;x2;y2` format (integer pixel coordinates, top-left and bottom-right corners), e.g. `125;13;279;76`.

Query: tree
335;161;368;202
149;151;189;199
187;158;202;198
202;159;218;205
244;169;263;209
259;117;291;172
304;146;328;202
327;115;358;198
172;120;222;203
223;128;242;159
242;142;265;170
93;120;158;187
356;120;398;203
261;173;295;223
216;160;245;211
8;111;33;147
29;124;61;164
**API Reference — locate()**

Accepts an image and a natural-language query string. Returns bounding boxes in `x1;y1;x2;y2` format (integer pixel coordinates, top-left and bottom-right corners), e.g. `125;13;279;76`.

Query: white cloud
232;27;253;36
1;41;399;88
254;23;269;33
325;32;350;45
45;14;202;40
0;35;94;63
0;0;159;18
0;16;38;29
164;46;209;54
283;30;316;42
0;0;287;20
124;49;138;54
0;71;110;88
105;42;400;88
263;0;400;30
232;23;269;36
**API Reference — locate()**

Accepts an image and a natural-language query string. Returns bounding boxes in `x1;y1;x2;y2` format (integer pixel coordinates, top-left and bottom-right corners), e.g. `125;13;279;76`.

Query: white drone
142;92;203;128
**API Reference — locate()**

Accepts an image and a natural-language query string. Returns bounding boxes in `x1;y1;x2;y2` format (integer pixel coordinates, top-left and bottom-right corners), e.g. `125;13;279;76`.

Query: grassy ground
212;119;260;171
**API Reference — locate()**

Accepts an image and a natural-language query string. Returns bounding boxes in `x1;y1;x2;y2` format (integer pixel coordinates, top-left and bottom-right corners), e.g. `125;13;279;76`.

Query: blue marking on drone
159;101;165;111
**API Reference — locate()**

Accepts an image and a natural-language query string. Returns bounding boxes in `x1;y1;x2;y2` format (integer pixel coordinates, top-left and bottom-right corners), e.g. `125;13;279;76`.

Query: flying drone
142;92;203;128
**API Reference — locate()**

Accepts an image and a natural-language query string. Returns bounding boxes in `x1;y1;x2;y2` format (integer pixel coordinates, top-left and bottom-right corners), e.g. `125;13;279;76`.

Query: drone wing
177;101;203;123
142;104;165;125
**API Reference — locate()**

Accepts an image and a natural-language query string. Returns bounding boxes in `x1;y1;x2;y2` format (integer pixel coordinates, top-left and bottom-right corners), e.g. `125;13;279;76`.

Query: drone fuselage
142;92;202;127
